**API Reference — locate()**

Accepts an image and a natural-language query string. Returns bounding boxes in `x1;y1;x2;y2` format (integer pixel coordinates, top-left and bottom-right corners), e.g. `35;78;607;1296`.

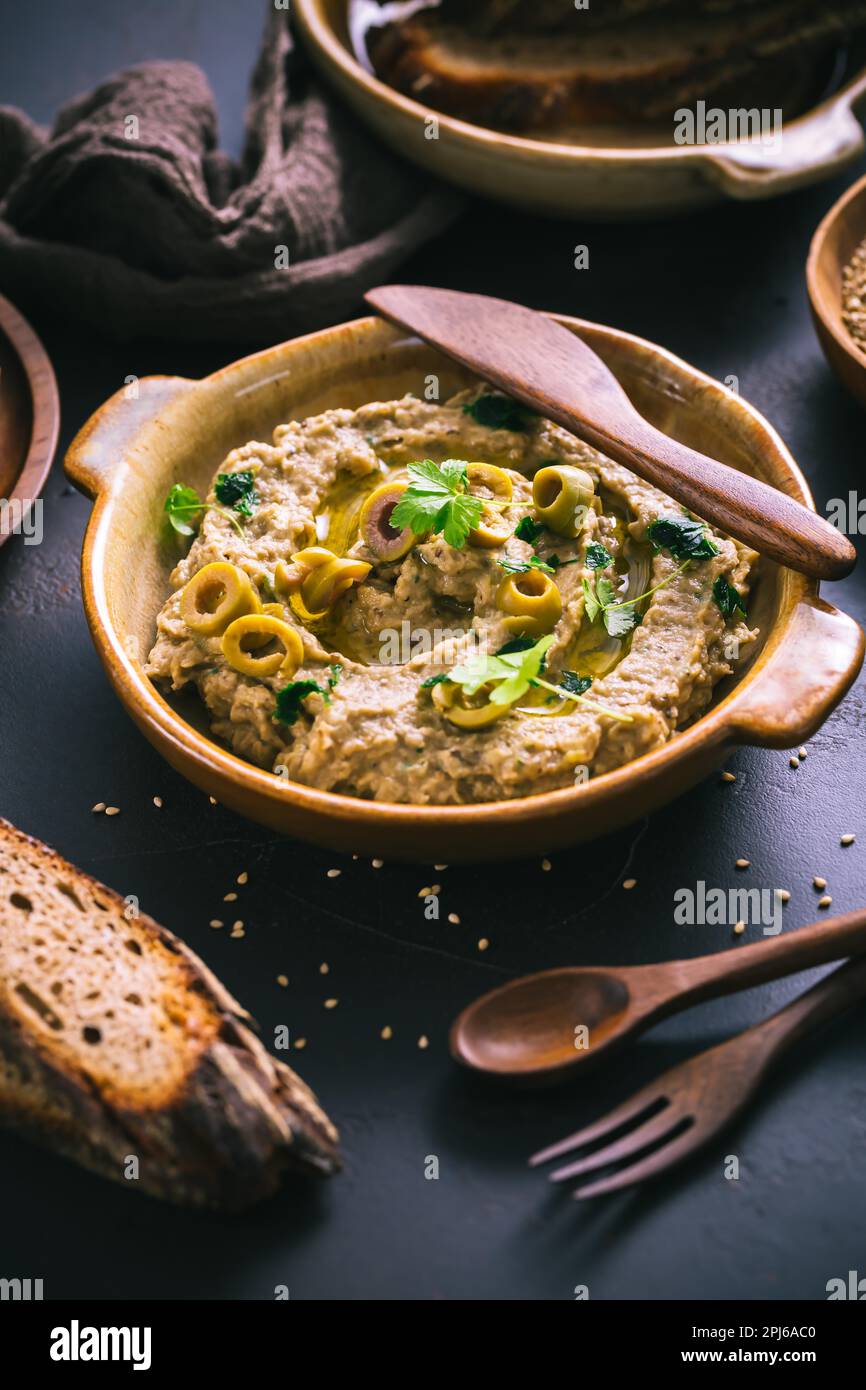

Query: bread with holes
0;817;339;1208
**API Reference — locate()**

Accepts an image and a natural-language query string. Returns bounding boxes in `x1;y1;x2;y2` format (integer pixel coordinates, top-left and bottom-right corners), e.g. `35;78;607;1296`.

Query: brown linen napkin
0;6;461;343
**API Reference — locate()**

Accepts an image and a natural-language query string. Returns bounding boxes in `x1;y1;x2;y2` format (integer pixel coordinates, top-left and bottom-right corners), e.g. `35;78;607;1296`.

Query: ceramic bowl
0;292;59;547
294;0;866;218
807;168;866;407
64;313;863;862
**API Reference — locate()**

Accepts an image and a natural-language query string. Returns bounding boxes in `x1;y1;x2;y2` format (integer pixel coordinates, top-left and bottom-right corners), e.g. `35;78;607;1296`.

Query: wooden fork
530;955;866;1198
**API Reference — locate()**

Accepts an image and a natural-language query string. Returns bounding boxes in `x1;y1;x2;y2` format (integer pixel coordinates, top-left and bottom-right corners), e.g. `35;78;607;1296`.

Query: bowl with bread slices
294;0;866;217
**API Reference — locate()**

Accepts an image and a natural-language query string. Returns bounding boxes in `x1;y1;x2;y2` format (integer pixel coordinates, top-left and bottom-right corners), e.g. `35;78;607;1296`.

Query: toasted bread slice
369;1;866;131
0;817;339;1208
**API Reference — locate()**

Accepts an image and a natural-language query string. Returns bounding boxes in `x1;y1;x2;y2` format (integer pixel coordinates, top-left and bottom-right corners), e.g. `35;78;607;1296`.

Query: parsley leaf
495;637;535;656
646;516;719;561
390;459;484;549
712;576;747;620
559;671;593;697
514;515;544;544
164;483;203;536
215;469;257;518
586;542;614;570
421;673;450;689
462;394;533;432
583;573;642;637
603;604;642;638
275;665;341;725
498;554;556;576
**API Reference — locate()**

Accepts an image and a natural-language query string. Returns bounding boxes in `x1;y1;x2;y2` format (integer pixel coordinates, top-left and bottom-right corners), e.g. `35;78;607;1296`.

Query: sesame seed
209;796;218;805
736;858;750;870
721;771;737;783
477;938;489;952
799;746;808;759
232;920;244;931
223;892;238;902
818;895;833;909
237;871;248;885
789;756;800;769
319;962;329;975
209;919;223;929
327;868;341;879
813;877;827;891
434;864;448;871
276;974;288;987
776;889;791;903
541;859;551;872
448;912;461;925
418;1035;429;1050
105;806;120;816
841;834;856;847
418;886;432;897
733;921;746;935
380;1026;393;1040
430;884;441;895
623;878;637;890
371;858;384;869
294;1038;307;1050
91;802;106;814
324;998;338;1009
152;796;163;808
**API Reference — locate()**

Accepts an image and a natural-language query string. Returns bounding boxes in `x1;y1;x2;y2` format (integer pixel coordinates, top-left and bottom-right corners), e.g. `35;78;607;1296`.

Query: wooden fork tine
548;1104;682;1183
529;1080;668;1167
572;1127;701;1199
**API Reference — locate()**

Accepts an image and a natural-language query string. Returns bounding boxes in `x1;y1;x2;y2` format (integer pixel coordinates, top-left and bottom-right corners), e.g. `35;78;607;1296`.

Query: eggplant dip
146;388;758;805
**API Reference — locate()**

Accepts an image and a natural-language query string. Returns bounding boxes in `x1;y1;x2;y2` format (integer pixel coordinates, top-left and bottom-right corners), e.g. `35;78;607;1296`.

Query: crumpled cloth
0;7;461;342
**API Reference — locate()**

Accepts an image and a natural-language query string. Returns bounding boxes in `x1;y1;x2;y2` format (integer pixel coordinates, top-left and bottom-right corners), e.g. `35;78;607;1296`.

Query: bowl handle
65;375;196;498
726;597;864;748
700;82;866;199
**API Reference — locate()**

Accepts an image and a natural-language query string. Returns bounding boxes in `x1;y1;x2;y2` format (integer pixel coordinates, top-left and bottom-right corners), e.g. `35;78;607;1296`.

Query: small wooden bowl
295;0;866;219
64;315;864;863
0;293;59;547
807;169;866;407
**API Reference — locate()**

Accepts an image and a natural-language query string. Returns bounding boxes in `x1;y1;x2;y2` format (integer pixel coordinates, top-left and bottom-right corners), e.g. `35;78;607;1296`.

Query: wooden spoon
449;908;866;1084
365;285;856;581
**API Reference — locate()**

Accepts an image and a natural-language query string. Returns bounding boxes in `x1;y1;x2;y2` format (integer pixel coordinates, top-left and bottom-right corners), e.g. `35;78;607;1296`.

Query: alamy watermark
0;498;42;544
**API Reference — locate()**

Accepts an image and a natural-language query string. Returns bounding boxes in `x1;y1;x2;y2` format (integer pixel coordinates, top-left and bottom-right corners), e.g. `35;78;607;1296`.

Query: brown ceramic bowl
0;292;60;547
64;314;863;862
295;0;866;218
807;169;866;407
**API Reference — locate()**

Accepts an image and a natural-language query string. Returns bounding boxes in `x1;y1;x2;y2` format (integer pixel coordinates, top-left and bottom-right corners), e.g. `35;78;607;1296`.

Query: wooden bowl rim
0;292;60;549
806;167;866;379
65;311;849;830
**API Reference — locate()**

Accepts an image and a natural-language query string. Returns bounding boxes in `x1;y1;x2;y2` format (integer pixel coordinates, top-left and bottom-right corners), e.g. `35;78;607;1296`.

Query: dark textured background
0;1;864;1301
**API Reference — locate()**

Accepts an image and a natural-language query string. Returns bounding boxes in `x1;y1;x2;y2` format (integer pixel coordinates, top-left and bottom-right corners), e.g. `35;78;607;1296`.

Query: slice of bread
0;817;339;1208
369;1;866;131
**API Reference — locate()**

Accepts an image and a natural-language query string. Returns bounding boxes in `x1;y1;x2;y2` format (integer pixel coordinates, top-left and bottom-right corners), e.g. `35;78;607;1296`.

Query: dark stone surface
0;0;864;1300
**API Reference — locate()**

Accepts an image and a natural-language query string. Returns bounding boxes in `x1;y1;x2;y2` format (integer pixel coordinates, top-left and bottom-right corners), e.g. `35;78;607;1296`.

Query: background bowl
807;168;866;407
0;292;59;548
64;314;863;862
295;0;866;219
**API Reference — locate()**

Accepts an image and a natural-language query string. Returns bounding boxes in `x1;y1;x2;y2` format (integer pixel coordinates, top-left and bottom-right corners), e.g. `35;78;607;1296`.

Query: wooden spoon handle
660;908;866;1014
587;411;855;582
748;955;866;1062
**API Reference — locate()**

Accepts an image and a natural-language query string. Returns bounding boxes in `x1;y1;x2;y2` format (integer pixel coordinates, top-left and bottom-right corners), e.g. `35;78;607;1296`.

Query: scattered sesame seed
237;871;248;885
232;920;244;931
418;886;432;898
721;771;737;783
799;746;808;759
418;1035;429;1050
434;864;448;871
733;920;746;935
318;963;330;976
776;889;791;903
230;928;245;939
91;802;106;814
380;1026;393;1040
477;938;489;952
623;878;637;890
736;858;750;870
294;1038;307;1050
223;892;238;902
352;853;359;860
324;998;338;1009
327;868;341;879
818;895;833;909
105;806;120;816
430;884;441;895
152;796;163;808
841;834;856;847
276;974;288;988
209;796;218;805
209;919;223;929
448;912;461;925
371;858;383;868
789;756;800;769
541;858;551;872
813;877;827;891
